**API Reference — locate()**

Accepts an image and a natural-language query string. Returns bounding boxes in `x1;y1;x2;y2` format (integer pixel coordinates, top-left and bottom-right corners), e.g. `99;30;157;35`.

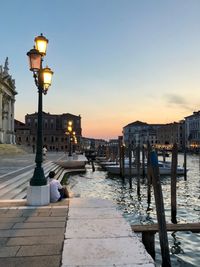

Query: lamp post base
27;185;50;206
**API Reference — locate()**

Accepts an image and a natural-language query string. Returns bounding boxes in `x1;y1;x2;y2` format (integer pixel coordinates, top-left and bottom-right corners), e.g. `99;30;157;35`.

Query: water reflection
67;154;200;266
171;232;184;255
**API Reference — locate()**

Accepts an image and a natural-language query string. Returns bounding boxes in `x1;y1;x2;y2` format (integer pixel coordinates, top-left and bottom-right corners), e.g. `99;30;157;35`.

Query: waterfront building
185;111;200;151
156;121;185;150
81;137;106;151
15;112;82;152
123;121;162;147
0;58;17;144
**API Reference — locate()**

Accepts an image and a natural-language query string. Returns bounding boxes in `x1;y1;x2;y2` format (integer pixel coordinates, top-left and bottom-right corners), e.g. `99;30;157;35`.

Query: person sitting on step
48;171;69;203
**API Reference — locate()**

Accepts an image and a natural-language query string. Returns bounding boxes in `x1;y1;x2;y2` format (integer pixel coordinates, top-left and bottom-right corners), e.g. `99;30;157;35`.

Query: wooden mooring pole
91;160;95;172
142;145;145;180
150;151;171;267
171;143;178;224
136;145;140;197
118;136;123;177
128;143;132;189
184;146;187;181
147;143;152;210
121;144;125;182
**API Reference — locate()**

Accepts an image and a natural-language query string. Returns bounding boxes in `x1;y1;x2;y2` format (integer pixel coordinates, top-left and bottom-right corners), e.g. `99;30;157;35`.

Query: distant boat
105;161;186;176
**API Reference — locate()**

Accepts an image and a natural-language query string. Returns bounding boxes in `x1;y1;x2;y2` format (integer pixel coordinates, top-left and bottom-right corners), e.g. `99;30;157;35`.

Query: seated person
48;171;69;203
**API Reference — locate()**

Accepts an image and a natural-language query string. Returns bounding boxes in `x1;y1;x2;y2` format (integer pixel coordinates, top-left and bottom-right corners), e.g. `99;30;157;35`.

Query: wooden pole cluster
136;142;189;264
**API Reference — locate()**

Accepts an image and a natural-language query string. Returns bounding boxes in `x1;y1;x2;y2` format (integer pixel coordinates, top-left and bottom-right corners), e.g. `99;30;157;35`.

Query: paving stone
69;197;115;208
50;214;68;218
0;238;8;246
25;216;66;222
0;246;20;257
0;217;25;223
65;218;133;239
21;210;39;217
3;210;23;217
6;235;64;246
68;207;123;219
0;255;61;267
62;237;154;266
0;223;14;230
16;244;62;256
0;228;65;237
13;221;66;229
0;210;7;214
50;209;68;216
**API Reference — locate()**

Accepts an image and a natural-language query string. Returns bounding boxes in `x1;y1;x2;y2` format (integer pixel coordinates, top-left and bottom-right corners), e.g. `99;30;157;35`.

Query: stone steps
0;162;65;200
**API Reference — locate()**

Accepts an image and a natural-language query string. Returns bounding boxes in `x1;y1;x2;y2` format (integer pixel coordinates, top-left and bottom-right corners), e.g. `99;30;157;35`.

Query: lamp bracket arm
33;72;38;87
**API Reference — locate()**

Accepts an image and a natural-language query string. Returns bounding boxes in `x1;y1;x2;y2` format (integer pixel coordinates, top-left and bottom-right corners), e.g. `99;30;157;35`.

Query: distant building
185;111;200;151
15;112;82;152
0;58;17;143
123;120;162;147
81;137;106;151
156;121;185;150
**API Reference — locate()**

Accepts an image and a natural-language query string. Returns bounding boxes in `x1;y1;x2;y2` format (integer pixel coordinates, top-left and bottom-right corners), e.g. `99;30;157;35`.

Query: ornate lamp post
67;121;73;156
26;34;53;205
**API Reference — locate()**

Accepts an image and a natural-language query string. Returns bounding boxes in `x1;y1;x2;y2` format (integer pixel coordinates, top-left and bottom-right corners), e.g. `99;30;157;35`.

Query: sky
1;0;200;140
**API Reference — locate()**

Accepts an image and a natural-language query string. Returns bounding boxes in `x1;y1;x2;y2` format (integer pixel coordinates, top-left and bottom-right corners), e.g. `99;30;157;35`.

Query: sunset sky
1;0;200;140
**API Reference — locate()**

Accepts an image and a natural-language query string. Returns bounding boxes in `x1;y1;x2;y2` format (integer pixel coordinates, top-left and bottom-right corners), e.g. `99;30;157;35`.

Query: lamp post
26;34;53;205
67;121;73;156
72;131;78;152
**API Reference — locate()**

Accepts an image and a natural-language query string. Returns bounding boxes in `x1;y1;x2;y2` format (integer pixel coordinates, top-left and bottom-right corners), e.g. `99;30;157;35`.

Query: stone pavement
0;199;69;267
0;198;155;267
62;198;155;267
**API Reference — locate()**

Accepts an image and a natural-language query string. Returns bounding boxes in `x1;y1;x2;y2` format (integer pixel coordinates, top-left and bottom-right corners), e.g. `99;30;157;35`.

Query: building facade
0;58;17;144
15;112;82;152
185;111;200;151
123;121;162;147
156;121;185;150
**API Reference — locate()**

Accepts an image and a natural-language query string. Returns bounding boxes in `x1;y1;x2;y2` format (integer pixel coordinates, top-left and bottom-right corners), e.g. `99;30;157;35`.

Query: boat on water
105;161;186;176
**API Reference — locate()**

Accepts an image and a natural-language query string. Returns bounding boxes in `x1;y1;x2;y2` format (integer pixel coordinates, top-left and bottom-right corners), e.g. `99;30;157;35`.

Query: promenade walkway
0;152;155;267
0;198;155;267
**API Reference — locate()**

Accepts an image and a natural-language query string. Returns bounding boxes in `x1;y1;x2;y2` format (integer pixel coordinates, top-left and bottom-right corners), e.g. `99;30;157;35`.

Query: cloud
164;93;194;112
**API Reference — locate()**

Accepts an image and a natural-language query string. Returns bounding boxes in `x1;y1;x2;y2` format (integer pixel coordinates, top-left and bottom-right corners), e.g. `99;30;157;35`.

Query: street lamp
26;33;53;205
67;120;73;156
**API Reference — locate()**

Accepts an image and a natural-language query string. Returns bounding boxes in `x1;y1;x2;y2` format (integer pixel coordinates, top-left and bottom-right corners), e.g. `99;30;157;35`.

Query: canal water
66;153;200;267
